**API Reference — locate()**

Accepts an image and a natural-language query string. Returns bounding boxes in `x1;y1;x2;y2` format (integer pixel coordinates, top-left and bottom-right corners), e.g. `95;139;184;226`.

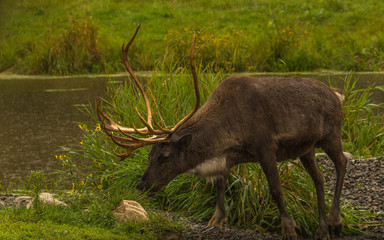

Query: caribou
98;24;347;240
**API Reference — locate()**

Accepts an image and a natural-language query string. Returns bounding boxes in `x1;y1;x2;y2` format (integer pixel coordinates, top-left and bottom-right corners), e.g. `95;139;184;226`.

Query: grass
1;0;384;74
339;77;384;157
1;1;383;236
49;68;382;238
1;70;382;239
0;189;185;240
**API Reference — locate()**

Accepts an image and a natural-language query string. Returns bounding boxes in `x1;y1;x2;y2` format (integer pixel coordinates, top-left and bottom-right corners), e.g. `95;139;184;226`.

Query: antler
97;24;200;160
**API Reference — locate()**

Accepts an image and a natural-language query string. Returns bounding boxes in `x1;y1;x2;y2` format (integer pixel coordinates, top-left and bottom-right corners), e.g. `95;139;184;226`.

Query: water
0;75;124;186
0;73;383;187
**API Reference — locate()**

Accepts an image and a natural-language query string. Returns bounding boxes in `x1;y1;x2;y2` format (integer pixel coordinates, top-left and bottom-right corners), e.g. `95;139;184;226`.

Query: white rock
113;200;149;222
26;192;67;209
15;196;32;206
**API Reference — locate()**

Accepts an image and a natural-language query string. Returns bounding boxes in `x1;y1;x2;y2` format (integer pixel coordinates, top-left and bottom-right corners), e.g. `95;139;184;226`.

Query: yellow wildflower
96;123;101;131
81;180;85;185
98;185;102;189
80;140;84;145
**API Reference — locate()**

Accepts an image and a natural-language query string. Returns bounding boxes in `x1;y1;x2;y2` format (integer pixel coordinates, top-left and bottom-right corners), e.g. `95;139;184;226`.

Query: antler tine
97;25;200;160
122;23;155;132
97;98;149;134
105;127;170;161
170;30;200;132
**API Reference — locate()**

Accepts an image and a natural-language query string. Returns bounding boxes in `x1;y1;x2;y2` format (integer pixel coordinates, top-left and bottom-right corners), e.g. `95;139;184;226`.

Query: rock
113;200;149;222
15;196;32;206
0;200;5;209
26;192;67;209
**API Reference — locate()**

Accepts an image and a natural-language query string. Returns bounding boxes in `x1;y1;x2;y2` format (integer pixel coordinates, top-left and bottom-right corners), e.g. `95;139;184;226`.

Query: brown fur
136;75;347;240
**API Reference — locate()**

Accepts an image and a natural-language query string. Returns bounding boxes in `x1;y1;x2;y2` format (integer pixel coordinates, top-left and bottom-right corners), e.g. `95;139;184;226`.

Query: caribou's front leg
259;152;297;240
208;175;228;229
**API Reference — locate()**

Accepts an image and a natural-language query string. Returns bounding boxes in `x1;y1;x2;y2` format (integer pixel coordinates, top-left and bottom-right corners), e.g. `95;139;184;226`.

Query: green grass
0;197;184;240
329;75;384;157
1;0;384;74
1;70;381;239
51;68;383;238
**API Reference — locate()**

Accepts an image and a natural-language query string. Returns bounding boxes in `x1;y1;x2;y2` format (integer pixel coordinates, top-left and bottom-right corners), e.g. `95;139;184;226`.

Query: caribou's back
178;75;343;162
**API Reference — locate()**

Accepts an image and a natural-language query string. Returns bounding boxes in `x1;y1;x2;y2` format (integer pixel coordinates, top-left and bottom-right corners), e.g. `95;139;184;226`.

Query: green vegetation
0;202;184;240
331;75;384;157
1;0;383;239
53;70;381;238
1;70;382;239
1;0;384;74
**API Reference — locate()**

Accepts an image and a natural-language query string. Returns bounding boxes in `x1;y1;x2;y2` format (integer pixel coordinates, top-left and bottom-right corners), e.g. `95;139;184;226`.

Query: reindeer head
97;24;200;192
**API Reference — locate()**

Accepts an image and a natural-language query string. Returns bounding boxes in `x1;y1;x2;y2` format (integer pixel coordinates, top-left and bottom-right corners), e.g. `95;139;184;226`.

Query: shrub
39;14;103;74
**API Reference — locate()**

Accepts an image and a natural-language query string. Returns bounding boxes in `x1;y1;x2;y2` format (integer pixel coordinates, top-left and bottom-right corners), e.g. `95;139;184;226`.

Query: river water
0;72;383;186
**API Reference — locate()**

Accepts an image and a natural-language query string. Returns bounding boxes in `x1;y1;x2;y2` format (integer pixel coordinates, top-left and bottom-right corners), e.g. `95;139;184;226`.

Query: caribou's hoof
328;224;342;236
207;214;227;230
280;236;297;240
315;234;330;240
315;225;330;240
202;226;221;233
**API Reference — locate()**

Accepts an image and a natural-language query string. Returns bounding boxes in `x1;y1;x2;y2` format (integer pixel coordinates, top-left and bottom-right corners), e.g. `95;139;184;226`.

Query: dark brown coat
136;75;347;240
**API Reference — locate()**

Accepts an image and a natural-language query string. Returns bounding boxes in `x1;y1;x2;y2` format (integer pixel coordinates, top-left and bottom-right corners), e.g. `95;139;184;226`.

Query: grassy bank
48;70;381;238
0;201;184;240
1;70;382;239
1;0;384;74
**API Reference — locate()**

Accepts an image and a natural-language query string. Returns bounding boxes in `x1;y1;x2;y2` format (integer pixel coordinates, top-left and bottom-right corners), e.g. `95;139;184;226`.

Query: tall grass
330;75;384;157
1;0;384;74
57;68;382;238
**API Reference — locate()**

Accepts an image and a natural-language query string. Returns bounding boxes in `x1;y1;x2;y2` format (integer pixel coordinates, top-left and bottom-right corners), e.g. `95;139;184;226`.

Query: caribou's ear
177;134;192;149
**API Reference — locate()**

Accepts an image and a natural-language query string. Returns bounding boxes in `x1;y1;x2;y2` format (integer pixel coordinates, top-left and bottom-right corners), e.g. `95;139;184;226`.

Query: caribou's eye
158;154;169;165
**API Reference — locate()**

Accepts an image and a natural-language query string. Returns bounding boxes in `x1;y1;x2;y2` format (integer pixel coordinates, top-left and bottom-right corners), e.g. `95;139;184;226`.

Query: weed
1;0;384;74
21;171;47;209
40;14;103;74
56;68;382;237
330;74;384;157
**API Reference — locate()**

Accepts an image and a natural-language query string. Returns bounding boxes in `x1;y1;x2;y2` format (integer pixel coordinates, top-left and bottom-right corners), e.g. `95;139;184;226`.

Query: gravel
175;156;384;240
319;156;384;234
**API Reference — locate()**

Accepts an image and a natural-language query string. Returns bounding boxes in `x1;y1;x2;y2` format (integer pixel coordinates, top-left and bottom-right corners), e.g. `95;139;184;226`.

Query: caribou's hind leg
300;148;329;240
321;137;348;236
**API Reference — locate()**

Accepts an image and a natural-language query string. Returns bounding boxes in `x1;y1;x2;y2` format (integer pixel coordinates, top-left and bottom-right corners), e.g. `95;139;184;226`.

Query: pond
0;75;125;187
0;72;383;187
